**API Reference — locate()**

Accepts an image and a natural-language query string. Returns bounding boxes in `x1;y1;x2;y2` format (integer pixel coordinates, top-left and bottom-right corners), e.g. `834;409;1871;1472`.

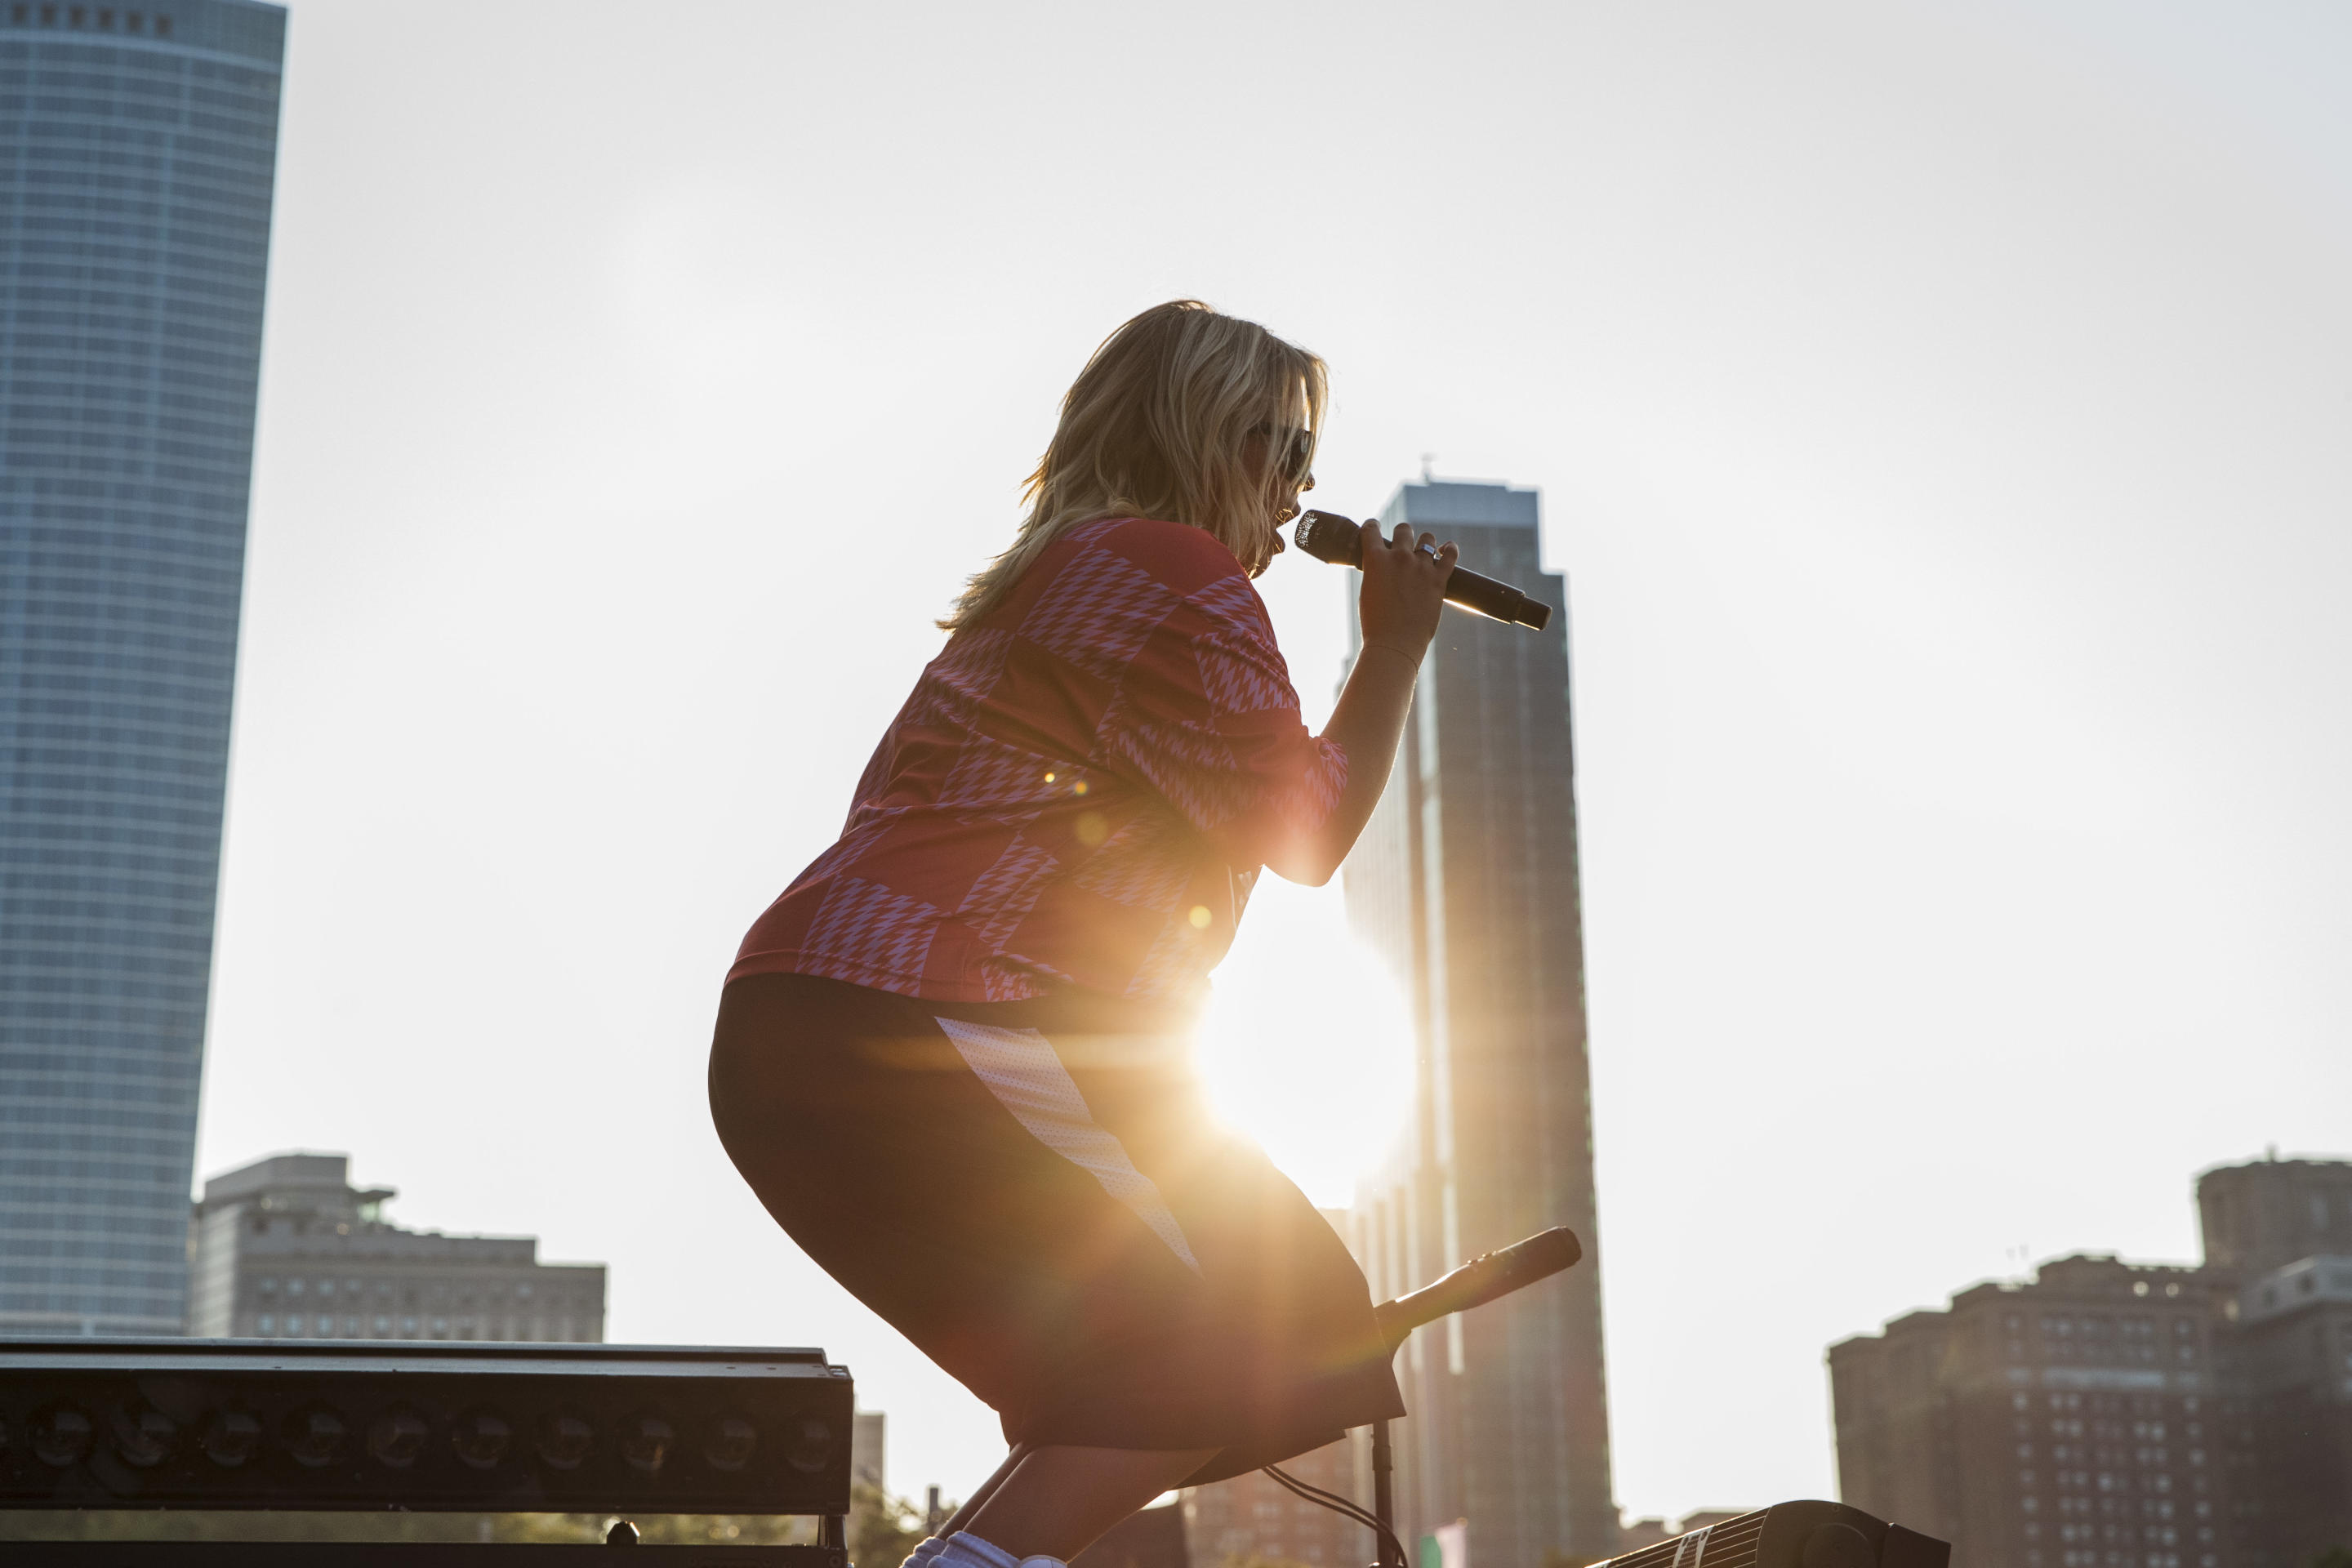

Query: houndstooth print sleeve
1094;569;1349;871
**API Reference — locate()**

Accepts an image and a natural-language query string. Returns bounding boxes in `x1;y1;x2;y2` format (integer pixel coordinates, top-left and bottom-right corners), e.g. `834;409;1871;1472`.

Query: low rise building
2218;1253;2352;1568
853;1410;887;1492
2198;1158;2352;1277
1829;1154;2352;1568
186;1152;606;1343
1183;1209;1385;1568
1078;1501;1192;1568
1183;1435;1365;1568
1830;1254;2242;1568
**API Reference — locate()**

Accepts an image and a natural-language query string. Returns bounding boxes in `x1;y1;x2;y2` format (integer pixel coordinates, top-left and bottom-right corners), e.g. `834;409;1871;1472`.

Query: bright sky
196;0;2352;1526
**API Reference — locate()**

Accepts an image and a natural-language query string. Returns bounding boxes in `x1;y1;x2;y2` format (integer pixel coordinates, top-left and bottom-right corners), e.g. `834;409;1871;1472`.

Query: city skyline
0;0;286;1335
83;0;2352;1521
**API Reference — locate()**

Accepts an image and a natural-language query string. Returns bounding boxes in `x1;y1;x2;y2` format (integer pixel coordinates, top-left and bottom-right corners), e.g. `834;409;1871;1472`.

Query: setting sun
1196;878;1416;1209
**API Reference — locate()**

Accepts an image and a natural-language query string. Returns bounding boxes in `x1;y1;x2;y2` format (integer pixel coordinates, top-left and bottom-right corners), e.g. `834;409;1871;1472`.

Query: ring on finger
1416;541;1441;559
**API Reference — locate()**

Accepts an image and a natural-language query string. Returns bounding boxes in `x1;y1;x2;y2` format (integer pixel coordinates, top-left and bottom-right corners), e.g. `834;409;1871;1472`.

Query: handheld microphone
1371;1226;1583;1350
1294;510;1553;632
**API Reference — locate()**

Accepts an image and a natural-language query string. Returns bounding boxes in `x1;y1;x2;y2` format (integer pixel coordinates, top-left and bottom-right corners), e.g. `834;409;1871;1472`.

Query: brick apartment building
1829;1155;2352;1568
1183;1436;1370;1568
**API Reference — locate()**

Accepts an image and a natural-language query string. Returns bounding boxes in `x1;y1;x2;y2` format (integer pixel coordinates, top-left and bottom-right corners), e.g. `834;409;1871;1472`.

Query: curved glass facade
0;0;283;1334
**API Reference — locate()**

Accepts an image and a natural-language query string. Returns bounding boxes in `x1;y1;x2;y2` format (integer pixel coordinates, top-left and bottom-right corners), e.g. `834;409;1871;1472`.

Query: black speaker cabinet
1598;1501;1950;1568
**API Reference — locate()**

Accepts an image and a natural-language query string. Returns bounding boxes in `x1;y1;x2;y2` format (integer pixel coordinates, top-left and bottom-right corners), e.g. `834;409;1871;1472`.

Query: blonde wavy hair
941;301;1325;631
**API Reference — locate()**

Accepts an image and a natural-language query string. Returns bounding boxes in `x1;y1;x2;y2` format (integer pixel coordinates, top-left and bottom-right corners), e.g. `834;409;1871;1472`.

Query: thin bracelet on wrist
1357;640;1422;669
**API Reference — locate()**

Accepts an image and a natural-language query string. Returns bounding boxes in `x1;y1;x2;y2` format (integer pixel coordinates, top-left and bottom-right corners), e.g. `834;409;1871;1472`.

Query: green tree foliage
853;1479;937;1568
1542;1551;1608;1568
0;1512;526;1544
0;1510;815;1545
506;1512;814;1545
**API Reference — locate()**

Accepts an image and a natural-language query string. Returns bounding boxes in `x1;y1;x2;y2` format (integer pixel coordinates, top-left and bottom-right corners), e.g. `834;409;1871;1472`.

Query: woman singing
710;301;1458;1568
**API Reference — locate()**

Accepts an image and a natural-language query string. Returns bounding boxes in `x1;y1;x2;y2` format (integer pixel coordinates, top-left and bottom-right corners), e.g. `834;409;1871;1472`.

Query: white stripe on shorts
933;1016;1203;1274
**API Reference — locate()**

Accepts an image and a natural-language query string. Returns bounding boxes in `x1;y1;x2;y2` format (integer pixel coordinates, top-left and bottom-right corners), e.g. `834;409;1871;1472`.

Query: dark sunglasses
1251;423;1316;489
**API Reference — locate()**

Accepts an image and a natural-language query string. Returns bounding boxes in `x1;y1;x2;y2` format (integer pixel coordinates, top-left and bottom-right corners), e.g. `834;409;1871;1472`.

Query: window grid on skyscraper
0;0;284;1334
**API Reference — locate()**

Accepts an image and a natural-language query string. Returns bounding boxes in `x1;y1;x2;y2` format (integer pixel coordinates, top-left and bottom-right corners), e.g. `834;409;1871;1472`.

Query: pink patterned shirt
731;516;1348;1004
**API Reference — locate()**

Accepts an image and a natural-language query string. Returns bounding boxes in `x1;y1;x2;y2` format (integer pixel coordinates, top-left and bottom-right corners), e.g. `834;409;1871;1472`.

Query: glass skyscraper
1346;480;1617;1568
1;0;285;1334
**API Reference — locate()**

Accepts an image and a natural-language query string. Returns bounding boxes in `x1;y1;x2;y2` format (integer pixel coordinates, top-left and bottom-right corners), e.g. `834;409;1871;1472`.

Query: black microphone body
1294;510;1553;632
1371;1226;1583;1350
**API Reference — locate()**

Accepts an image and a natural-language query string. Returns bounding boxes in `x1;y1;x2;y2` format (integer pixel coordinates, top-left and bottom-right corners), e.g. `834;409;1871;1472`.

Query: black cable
1260;1462;1402;1562
1260;1465;1381;1539
1260;1462;1410;1567
1267;1472;1381;1533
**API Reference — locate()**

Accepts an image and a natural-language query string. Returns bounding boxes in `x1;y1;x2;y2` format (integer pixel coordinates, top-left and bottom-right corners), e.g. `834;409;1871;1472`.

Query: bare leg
961;1444;1218;1561
938;1444;1033;1540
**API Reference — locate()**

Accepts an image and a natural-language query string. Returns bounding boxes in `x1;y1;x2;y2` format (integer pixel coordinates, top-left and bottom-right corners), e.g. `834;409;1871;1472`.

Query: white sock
941;1530;1066;1568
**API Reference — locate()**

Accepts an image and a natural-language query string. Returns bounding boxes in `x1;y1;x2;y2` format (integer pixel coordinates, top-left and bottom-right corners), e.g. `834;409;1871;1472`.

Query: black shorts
707;972;1404;1486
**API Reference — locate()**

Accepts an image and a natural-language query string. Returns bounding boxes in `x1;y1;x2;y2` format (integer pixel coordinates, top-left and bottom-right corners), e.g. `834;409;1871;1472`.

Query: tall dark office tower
1345;480;1616;1568
0;1;286;1334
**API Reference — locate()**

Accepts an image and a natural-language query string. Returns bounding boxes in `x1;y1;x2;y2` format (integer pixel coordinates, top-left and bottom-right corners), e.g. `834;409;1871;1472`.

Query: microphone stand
1371;1419;1403;1568
1353;1227;1584;1568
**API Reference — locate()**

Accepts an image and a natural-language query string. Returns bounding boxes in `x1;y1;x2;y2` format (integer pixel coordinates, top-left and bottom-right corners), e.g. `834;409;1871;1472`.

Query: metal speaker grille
1606;1510;1768;1568
1591;1501;1948;1568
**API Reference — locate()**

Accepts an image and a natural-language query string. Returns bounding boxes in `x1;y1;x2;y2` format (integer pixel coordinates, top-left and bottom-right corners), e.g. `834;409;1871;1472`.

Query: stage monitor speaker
1595;1500;1949;1568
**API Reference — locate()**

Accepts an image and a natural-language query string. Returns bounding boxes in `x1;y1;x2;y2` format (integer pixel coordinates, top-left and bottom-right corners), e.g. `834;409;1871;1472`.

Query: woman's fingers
1356;519;1454;599
1356;517;1453;652
1354;520;1454;566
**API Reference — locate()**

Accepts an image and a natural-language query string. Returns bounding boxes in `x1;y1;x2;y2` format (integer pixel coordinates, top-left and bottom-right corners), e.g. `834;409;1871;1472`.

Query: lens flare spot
1198;880;1413;1206
1188;905;1213;929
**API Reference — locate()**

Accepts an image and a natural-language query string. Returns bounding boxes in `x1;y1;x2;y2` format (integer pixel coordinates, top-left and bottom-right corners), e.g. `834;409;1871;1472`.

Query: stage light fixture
109;1405;176;1468
0;1338;852;1540
367;1407;429;1468
33;1405;92;1468
198;1409;260;1468
706;1415;758;1472
451;1410;510;1470
621;1411;675;1474
532;1410;592;1471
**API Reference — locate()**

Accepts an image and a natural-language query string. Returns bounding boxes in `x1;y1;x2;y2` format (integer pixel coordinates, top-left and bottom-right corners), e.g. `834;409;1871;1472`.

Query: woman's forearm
1261;519;1456;887
1265;639;1423;886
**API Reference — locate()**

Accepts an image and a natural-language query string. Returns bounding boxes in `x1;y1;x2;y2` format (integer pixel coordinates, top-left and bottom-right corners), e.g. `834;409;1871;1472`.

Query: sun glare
1197;878;1415;1208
